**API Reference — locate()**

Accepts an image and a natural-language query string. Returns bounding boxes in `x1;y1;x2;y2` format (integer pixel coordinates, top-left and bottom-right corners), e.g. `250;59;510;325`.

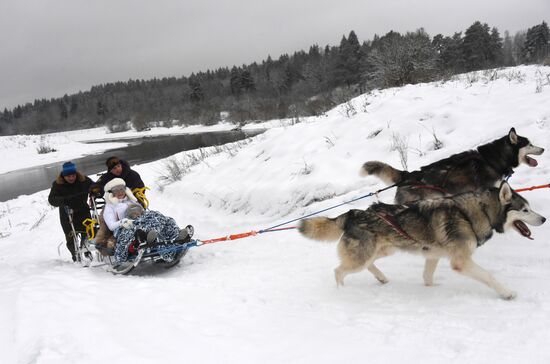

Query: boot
177;227;192;243
146;230;158;244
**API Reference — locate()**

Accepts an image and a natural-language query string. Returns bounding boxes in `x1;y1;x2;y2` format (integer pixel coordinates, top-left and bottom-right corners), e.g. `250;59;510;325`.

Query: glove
120;218;134;229
90;185;102;197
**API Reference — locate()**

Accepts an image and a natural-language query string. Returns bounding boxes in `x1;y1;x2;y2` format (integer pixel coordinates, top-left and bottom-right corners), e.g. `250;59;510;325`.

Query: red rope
514;183;550;193
199;230;258;245
196;226;298;246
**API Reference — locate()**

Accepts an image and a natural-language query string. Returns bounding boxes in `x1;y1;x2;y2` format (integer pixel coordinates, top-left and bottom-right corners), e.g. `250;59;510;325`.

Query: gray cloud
1;0;548;109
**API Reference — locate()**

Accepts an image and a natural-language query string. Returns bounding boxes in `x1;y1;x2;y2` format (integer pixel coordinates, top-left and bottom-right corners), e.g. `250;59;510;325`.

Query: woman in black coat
91;156;145;195
48;162;93;261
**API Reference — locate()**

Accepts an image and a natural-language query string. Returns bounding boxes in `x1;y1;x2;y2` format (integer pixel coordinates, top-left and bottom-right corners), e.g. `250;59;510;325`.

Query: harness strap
409;183;449;195
375;211;418;243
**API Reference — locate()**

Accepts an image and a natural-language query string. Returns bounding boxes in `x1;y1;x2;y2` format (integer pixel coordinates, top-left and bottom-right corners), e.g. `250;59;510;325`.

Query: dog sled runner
60;205;95;266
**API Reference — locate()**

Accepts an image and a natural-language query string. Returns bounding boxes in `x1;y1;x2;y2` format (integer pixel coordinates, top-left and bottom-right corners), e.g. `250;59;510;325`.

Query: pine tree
189;78;204;103
96;101;107;117
70;97;78;114
332;31;362;87
230;66;242;96
331;34;349;87
489;27;503;66
522;21;550;63
58;101;68;119
512;31;527;64
240;69;256;93
433;32;465;73
462;21;493;71
343;30;362;86
502;31;515;66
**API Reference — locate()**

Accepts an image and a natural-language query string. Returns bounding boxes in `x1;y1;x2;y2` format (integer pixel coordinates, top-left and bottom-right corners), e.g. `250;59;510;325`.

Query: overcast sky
1;0;548;110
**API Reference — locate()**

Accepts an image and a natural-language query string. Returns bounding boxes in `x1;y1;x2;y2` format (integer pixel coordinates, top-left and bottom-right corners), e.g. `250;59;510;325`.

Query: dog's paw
334;269;345;287
423;277;435;286
500;290;517;300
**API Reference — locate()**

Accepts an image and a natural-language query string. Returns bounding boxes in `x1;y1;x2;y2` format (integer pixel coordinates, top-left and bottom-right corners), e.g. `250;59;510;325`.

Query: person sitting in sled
101;178;192;264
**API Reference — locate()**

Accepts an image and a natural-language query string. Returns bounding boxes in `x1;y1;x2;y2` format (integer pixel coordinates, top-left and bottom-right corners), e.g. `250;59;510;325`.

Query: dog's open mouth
513;220;533;240
525;155;538;167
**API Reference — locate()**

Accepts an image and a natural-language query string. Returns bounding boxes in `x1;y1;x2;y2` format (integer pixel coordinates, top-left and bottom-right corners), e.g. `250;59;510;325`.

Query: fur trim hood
55;171;87;185
103;178;138;205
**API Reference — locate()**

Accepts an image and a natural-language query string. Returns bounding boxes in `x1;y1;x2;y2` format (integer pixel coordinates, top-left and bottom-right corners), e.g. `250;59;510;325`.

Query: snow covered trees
2;21;548;136
366;29;438;88
522;21;550;64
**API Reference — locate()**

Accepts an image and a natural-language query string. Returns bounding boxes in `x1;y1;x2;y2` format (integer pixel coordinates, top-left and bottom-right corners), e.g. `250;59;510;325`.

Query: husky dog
299;182;545;299
361;128;544;204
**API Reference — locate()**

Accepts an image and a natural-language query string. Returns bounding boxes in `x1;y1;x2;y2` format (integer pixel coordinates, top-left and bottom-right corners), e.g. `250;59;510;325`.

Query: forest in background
1;20;548;135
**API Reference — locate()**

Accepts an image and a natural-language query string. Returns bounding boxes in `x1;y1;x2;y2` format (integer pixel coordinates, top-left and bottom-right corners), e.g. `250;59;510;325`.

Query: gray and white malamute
299;182;545;299
361;128;544;204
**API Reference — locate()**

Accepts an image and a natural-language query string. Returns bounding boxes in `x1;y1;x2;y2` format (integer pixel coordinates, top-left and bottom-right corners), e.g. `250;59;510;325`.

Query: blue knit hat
61;161;77;176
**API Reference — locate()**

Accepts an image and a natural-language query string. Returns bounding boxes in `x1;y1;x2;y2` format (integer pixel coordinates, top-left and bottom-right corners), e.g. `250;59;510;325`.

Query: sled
103;226;194;275
65;195;193;275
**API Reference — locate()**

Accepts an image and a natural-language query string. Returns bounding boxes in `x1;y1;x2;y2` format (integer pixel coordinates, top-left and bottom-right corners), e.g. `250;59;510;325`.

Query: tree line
1;20;548;135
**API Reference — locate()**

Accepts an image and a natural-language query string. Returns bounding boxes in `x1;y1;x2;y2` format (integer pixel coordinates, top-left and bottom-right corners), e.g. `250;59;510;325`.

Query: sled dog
361;128;544;204
299;182;545;299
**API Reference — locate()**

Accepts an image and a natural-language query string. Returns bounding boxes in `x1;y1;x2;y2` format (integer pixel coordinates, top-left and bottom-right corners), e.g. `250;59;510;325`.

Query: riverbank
0;129;265;202
0;118;300;174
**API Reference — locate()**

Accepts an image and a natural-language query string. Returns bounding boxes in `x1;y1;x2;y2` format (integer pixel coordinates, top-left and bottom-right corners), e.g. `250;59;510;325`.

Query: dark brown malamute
361;128;544;203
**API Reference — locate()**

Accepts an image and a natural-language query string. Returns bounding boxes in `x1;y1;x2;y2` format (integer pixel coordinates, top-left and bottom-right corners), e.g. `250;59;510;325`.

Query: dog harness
375;211;419;243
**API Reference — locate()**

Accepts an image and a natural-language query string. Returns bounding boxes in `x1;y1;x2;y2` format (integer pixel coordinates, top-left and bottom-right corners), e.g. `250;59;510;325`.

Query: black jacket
48;172;93;234
93;159;145;195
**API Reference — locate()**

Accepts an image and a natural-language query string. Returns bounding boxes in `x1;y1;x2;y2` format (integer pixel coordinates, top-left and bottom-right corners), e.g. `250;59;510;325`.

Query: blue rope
141;183;398;258
147;240;198;255
258;183;397;233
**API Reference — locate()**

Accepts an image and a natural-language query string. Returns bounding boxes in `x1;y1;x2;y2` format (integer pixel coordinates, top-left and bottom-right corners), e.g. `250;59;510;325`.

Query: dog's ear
499;181;513;204
508;127;518;145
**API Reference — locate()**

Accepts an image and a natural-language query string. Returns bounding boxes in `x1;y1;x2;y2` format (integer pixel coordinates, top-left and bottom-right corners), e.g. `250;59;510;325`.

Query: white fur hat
104;178;126;192
103;178;138;205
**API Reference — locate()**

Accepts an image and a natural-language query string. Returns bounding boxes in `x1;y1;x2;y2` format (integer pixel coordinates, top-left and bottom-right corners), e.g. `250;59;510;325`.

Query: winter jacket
103;196;136;232
48;172;93;234
92;160;145;195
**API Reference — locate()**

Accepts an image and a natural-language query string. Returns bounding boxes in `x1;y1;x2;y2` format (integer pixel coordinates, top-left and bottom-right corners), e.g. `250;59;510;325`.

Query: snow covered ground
1;65;550;364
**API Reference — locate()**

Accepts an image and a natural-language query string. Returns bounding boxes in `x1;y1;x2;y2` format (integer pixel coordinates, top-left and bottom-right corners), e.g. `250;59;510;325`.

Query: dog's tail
359;161;404;185
298;212;348;242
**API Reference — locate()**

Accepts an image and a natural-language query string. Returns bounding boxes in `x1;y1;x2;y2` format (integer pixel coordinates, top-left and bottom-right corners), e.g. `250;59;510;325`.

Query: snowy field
1;65;550;364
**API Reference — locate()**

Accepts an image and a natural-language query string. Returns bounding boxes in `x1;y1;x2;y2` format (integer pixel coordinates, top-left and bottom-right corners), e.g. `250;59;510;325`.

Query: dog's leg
334;237;373;287
423;258;439;286
367;263;388;284
335;261;370;287
451;257;517;300
367;247;394;284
